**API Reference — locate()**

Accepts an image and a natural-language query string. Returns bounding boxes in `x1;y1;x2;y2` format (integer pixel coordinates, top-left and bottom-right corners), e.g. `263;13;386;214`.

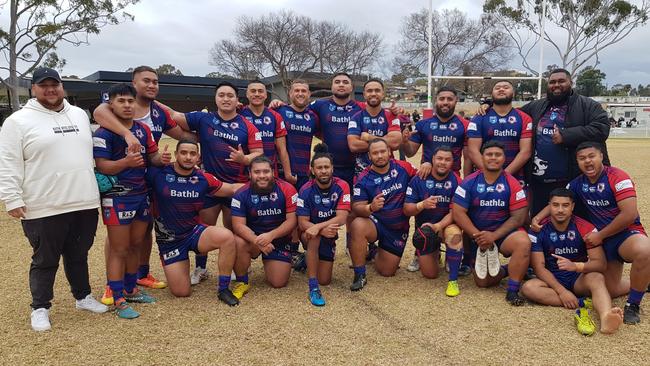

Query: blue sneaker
114;299;139;319
124;288;156;303
309;289;326;307
458;264;472;277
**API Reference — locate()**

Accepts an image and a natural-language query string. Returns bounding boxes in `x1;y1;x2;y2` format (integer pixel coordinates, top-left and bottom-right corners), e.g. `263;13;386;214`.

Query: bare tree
208;10;383;89
483;0;650;76
394;8;511;82
0;0;139;111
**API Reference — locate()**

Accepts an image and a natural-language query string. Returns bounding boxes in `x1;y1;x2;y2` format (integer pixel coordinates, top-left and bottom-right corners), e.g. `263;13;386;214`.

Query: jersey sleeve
566;177;580;197
160;105;178;132
202;171;224;196
517;110;533;139
507;174;527;211
311;110;321;135
280;181;298;213
335;180;351;211
296;187;311;217
452;179;472;210
396;160;418;178
92;129;113;159
458;116;470;144
409;121;424;144
142;124;158;154
145;166;161;185
185;111;204;132
467;115;483;139
243;119;263;150
528;229;543;252
271;109;287;138
574;216;598;239
230;188;248;217
353;179;370;203
405;177;421;204
347;111;363;136
608;167;637;202
384;110;402;133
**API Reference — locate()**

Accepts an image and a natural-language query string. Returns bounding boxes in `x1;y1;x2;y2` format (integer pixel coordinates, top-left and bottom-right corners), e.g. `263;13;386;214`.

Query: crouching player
349;138;417;291
522;188;623;335
452;140;530;306
403;146;462;296
231;156;299;298
93;83;170;318
147;140;241;305
297;144;351;306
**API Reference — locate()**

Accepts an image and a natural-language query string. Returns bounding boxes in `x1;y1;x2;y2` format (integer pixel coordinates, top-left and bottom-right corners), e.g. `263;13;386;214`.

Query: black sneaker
218;289;240;306
292;252;307;273
506;290;525;306
458;264;472;277
350;273;367;291
524;267;536;280
624;303;640;324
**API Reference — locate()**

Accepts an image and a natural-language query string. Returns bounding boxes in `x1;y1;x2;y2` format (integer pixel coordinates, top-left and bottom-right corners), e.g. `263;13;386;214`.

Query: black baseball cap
32;68;62;84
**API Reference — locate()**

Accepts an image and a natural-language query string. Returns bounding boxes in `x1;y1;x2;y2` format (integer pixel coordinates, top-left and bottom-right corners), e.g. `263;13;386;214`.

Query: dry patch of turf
1;139;649;365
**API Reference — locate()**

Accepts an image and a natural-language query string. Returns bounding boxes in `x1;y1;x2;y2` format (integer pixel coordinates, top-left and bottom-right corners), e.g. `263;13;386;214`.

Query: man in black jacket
520;68;610;216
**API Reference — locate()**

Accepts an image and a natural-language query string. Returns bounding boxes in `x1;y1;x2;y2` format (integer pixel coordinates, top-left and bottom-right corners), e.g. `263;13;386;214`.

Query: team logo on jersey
363;116;371;124
559;234;566;241
439;124;448;130
589;186;596;193
304;113;311;121
177;177;187;183
374;177;382;185
345;105;353;112
406;186;413;195
489;116;497;124
152;108;160;118
329;104;336;112
269;192;278;201
135;129;145;139
230;122;239;129
567;230;576;240
499;118;506;124
508;116;517;124
261;196;269;202
390;169;398;178
468;122;477;131
435;183;443;188
378;175;388;182
189;176;199;184
429;122;438;130
331;192;339;201
550;232;558;242
449;122;457;131
615;179;633;191
378;116;385;124
221;123;229;128
444;180;452;189
426;180;434;189
286;111;294;118
486;186;495;192
322;197;331;205
550;111;558;121
582;184;589;192
251;195;260;204
314;195;321;204
263;116;272;125
597;183;605;192
495;183;505;193
477;184;486;193
296;198;304;207
166;174;176;183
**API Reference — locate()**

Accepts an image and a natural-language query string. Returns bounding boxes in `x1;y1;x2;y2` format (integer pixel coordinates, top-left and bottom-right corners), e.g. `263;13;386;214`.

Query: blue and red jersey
147;165;223;243
409;115;469;172
240;106;287;173
354;159;417;233
533;104;569;181
93;121;158;196
231;179;298;236
566;166;644;233
453;170;527;232
348;108;401;170
405;172;460;227
135;102;178;143
309;98;365;169
296;177;351;223
468;108;532;178
276;105;320;178
529;216;597;272
185;111;263;183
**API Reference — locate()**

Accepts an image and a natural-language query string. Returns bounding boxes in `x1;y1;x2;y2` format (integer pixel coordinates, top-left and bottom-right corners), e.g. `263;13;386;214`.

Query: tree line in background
2;1;650;112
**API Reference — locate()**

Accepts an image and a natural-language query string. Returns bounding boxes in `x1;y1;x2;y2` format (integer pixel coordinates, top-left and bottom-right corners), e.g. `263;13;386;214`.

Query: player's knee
520;280;536;297
318;275;332;286
446;234;462;250
375;264;397;277
170;286;191;298
268;277;289;288
421;268;439;279
583;271;605;285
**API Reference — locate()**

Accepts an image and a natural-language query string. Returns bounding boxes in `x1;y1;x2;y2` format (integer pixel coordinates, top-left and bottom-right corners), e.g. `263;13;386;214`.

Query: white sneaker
190;267;210;285
31;308;51;332
475;248;488;280
407;256;420;272
75;294;109;313
486;245;501;277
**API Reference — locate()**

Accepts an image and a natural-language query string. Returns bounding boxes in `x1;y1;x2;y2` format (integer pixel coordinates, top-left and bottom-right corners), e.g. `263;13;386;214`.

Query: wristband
575;262;585;273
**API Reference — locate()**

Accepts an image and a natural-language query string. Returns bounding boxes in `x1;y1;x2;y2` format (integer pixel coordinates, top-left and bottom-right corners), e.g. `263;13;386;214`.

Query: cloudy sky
2;0;650;86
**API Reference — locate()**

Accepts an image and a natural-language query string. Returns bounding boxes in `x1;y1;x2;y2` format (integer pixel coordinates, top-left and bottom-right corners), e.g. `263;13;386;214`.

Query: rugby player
297;144;351;306
404;146;463;296
349;138;417;290
533;142;650;324
147;140;241;305
522;188;623;335
165;82;264;284
93;84;171;318
231;156;299;296
452;140;530;306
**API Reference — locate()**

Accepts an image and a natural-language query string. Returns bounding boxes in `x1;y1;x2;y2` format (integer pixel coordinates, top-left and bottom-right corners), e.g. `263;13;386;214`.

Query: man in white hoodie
0;68;108;332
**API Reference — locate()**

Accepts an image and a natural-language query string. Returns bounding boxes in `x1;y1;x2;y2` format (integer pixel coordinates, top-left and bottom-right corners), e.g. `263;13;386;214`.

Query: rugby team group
0;65;648;336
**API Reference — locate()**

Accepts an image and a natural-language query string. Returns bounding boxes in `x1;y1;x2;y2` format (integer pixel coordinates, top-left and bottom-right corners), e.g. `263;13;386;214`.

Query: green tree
155;64;183;76
484;0;649;76
0;0;139;111
575;67;607;96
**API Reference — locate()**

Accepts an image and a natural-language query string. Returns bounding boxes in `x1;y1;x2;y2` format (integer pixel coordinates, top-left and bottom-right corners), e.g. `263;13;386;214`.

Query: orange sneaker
136;273;167;289
101;285;114;306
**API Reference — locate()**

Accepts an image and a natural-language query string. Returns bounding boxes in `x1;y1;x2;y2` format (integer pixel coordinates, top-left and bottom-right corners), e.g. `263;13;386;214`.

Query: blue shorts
203;195;232;210
370;216;408;257
157;225;206;266
101;194;151;225
301;237;337;262
252;237;292;263
466;227;526;263
553;270;580;291
603;229;647;263
333;166;355;193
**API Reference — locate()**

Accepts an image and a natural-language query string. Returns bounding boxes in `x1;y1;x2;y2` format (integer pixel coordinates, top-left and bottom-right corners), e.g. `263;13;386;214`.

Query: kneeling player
522;188;623;335
297;144;350;306
452;140;530;305
148;140;241;305
231;156;299;298
349;138;417;291
404;146;462;296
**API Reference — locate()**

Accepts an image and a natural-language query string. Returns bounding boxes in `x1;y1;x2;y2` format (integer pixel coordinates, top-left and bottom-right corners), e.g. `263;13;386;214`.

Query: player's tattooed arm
93;103;141;153
155;101;191;132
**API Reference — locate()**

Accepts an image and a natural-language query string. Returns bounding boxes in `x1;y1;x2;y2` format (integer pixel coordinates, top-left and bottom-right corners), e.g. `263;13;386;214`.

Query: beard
366;99;381;108
435;105;454;119
252;179;274;195
546;88;571;105
372;160;389;169
333;92;350;99
316;175;332;186
493;95;513;105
